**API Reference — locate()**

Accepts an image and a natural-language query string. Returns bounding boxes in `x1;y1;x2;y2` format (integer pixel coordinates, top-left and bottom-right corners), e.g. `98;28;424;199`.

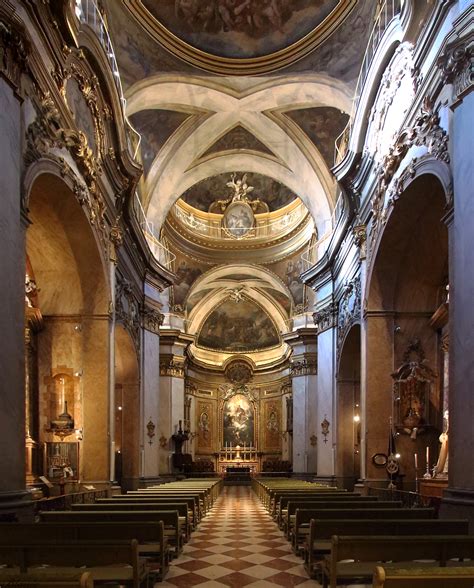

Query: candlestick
414;452;418;469
426;445;429;466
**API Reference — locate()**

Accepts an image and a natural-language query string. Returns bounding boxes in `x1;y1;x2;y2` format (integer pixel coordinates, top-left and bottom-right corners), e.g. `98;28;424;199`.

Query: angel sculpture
226;173;254;202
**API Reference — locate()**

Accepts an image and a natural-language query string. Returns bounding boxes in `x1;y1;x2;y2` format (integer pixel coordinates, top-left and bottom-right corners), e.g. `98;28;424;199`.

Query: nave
161;487;359;588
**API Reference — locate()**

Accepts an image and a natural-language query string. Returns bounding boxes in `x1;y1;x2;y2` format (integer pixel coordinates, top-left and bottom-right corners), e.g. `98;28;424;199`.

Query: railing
133;194;176;270
300;192;345;271
367;485;442;513
334;0;404;164
74;0;141;157
172;200;310;242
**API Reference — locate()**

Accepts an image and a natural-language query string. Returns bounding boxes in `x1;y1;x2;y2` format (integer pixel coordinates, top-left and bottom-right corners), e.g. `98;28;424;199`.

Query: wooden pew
0;521;169;581
127;491;206;518
116;494;199;524
0;539;147;588
289;502;404;548
40;509;183;556
277;494;378;528
0;570;93;588
321;535;474;588
304;518;469;578
372;565;474;587
73;500;191;540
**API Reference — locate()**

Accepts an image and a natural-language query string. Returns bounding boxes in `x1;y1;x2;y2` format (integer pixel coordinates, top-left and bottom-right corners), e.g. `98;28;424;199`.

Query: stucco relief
365;42;417;166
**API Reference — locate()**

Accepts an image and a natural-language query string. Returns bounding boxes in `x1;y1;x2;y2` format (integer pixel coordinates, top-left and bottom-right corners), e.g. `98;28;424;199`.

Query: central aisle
159;485;319;587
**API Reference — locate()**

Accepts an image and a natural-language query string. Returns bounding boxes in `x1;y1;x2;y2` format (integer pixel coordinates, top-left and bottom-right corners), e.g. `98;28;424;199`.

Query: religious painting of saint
223;394;254;446
223;201;254;239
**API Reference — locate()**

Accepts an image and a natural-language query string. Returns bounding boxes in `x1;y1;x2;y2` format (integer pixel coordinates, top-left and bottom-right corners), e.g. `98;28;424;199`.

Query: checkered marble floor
156;486;370;587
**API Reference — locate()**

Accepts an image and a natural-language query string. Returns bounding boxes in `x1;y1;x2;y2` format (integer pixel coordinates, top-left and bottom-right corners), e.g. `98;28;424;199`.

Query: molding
313;301;336;333
369;95;450;258
0;3;29;95
289;353;317;377
115;273;141;354
142;305;164;335
337;275;361;353
160;354;186;378
438;35;474;105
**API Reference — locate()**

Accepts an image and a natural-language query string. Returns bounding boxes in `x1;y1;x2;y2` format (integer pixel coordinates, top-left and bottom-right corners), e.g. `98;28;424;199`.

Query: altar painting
223;394;254;446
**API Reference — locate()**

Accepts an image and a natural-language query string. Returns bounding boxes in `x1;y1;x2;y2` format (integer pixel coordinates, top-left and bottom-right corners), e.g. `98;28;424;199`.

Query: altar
217;445;260;475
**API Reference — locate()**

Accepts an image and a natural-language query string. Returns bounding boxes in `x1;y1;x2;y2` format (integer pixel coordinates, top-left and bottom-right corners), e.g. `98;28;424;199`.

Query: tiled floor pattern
157;486;369;587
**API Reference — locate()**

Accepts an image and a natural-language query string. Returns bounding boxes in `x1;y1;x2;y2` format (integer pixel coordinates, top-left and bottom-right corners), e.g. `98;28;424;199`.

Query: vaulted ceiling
104;0;375;370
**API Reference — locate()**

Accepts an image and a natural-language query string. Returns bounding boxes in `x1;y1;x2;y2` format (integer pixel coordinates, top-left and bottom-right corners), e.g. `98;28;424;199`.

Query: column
313;303;337;478
158;330;193;474
0;54;31;518
438;31;474;521
284;328;317;474
141;305;163;482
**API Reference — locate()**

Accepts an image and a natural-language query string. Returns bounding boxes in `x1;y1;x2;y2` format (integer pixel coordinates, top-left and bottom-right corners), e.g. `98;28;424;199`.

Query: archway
337;324;361;489
114;325;140;490
365;173;449;486
26;172;110;488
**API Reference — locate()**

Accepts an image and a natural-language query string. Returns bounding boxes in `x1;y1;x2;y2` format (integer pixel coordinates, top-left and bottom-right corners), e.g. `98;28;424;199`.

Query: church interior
1;0;473;585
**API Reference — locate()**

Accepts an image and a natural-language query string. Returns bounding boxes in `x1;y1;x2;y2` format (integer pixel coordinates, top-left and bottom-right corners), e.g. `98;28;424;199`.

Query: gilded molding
313;301;336;333
160;354;186;378
337;276;361;353
290;353;317;377
142;305;164;335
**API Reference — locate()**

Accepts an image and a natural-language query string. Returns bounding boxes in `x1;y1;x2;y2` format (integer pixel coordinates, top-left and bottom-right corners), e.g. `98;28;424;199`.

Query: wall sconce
159;434;168;449
310;434;317;447
321;415;330;444
146;418;156;446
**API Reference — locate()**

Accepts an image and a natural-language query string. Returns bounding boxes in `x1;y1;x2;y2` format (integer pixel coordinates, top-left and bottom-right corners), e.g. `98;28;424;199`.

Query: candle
414;452;418;469
426;446;430;466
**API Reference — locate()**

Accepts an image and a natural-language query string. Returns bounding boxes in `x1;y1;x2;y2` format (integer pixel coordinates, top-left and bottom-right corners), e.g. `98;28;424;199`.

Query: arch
126;76;351;234
26;171;110;483
114;324;140;490
336;324;361;488
364;172;449;482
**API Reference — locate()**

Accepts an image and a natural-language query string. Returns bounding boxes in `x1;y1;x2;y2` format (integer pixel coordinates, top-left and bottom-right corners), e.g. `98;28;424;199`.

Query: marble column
284;329;318;474
158;330;193;474
439;32;474;521
0;77;32;520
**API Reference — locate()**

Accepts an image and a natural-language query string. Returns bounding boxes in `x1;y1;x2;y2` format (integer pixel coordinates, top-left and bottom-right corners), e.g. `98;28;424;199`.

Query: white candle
426;446;430;466
414;452;418;469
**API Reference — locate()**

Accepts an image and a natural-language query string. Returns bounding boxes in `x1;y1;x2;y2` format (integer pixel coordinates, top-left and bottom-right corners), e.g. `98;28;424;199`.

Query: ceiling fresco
286;106;350;169
105;0;369;81
129;109;191;176
197;298;280;352
201;125;275;159
141;0;339;59
180;173;297;213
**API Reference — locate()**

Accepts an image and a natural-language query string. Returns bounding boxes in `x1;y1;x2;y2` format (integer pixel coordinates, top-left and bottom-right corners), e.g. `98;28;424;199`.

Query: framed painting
223;201;254;239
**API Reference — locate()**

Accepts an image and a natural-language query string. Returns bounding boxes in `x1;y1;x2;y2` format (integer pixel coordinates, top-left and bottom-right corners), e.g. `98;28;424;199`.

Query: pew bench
40;509;183;556
372;565;474;587
304;518;469;578
280;496;391;533
321;535;474;588
0;521;170;581
0;570;93;588
100;496;196;529
0;539;147;588
290;502;404;550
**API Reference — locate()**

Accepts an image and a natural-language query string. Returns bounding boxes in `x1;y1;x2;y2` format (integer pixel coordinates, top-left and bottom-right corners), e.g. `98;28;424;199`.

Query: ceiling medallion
125;0;357;75
222;174;258;239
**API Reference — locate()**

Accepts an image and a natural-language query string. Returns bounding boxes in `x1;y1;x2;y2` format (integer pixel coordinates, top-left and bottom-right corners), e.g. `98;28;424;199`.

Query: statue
434;410;449;478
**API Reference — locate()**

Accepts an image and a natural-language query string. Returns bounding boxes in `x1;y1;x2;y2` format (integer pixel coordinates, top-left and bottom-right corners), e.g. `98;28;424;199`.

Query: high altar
217;445;260;474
